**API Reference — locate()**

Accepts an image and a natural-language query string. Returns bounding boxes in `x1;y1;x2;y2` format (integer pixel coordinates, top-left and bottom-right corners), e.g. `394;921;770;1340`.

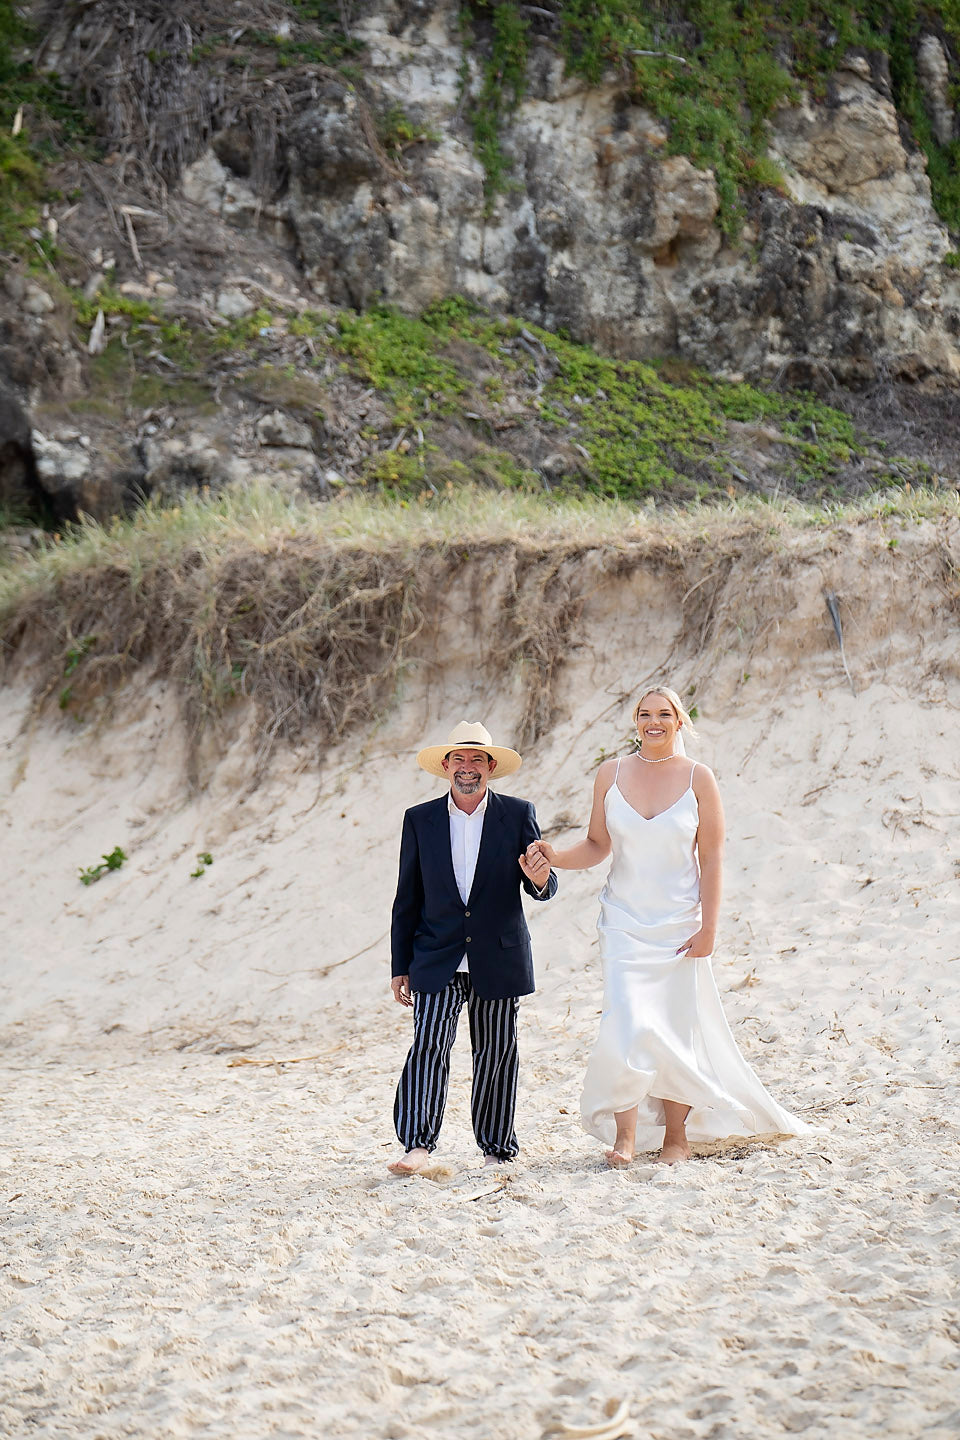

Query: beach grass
4;479;958;596
2;480;958;775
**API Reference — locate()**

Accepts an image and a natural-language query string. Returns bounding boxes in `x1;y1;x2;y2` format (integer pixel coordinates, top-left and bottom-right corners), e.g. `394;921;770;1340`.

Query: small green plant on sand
63;635;96;676
190;852;214;878
79;846;127;886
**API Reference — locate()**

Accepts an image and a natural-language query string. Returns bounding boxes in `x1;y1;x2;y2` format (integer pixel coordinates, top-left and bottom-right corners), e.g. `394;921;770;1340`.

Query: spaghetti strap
689;760;697;786
615;756;622;781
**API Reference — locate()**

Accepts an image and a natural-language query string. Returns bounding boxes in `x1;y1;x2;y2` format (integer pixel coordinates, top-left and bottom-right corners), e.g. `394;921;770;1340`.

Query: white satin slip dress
579;759;813;1150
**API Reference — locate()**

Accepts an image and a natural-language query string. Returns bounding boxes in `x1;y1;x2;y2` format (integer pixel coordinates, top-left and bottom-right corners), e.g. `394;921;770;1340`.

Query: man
388;721;556;1174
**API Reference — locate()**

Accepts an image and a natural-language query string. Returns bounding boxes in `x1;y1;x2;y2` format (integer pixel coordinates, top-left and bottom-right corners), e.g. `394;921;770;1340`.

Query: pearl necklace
634;740;677;763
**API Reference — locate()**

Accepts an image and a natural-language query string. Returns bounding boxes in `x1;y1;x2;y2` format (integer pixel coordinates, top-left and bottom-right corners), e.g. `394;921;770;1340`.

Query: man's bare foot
388;1147;432;1175
604;1146;634;1169
484;1154;513;1168
657;1139;692;1165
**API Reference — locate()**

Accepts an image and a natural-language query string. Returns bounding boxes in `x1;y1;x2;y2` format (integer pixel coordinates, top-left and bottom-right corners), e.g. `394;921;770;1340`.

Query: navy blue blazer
390;789;557;1000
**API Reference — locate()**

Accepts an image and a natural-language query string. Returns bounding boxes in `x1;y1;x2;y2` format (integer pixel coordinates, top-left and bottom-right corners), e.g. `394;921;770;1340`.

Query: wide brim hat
416;721;522;779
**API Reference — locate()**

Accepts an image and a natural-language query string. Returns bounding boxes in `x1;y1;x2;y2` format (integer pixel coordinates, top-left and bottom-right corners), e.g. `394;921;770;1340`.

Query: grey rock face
32;431;91;495
216;288;256;320
269;4;960;387
139;434;232;503
286;81;396;310
22;283;56;317
255;410;315;449
28;429;144;522
0;385;42;520
917;34;955;147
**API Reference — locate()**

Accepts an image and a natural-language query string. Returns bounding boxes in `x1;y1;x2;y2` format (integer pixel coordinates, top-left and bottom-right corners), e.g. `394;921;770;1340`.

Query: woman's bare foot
657;1138;692;1165
657;1099;692;1165
605;1104;638;1170
387;1147;431;1175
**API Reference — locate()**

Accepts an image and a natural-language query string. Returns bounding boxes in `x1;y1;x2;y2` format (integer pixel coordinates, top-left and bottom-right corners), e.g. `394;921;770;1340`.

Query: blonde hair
632;685;698;740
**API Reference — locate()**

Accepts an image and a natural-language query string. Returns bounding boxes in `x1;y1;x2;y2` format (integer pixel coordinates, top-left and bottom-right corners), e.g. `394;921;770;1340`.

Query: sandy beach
2;518;960;1438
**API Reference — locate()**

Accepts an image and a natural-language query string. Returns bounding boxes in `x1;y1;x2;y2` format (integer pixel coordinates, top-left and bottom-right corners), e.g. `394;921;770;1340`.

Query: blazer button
465;937;472;944
464;910;470;917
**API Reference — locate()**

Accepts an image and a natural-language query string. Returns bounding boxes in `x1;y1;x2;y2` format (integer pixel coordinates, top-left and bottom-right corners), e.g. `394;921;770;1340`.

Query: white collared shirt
449;789;488;972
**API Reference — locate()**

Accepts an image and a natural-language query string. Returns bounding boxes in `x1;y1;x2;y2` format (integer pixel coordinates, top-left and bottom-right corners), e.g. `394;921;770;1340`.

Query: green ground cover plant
419;298;861;497
78;846;127;886
190;851;213;877
335;308;468;424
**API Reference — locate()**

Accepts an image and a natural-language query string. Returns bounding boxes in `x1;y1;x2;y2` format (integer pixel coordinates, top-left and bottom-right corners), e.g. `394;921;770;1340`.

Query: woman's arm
678;764;725;957
528;760;615;871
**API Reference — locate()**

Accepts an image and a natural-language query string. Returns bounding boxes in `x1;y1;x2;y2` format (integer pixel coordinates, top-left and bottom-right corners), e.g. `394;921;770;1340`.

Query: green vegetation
463;1;532;205
64;634;97;676
189;1;364;73
462;1;960;233
71;284;284;407
357;439;539;498
328;297;863;499
376;104;439;160
535;325;856;495
878;0;960;232
190;851;214;878
0;0;96;252
78;846;127;886
359;450;430;497
4;259;907;508
335;308;468;425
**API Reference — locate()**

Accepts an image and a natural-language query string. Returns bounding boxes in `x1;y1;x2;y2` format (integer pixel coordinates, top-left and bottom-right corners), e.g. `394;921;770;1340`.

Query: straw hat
416;721;522;779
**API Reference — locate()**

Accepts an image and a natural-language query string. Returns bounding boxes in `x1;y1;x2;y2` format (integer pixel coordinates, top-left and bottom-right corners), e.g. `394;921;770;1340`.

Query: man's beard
453;773;481;794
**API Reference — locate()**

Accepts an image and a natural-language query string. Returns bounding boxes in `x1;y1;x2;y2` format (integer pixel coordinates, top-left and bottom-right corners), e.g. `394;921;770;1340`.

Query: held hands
676;929;715;959
527;838;557;868
391;976;413;1007
519;841;552;890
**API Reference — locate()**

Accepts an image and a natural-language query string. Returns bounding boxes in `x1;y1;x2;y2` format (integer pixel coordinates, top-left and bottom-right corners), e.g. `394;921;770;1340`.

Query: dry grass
33;0;395;199
2;483;959;762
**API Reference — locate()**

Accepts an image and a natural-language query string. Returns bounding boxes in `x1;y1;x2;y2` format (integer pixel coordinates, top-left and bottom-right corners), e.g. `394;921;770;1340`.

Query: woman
528;686;812;1167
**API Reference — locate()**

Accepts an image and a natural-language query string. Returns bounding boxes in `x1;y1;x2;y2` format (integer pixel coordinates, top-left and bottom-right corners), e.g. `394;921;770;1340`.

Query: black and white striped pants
393;974;521;1161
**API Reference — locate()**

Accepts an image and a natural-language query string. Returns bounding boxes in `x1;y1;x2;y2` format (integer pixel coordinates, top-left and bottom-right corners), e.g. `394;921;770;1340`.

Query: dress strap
615;756;622;781
689;760;697;786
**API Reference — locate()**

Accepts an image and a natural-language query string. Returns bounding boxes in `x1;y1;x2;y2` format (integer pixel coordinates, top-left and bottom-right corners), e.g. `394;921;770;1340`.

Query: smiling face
635;692;681;753
441;748;497;799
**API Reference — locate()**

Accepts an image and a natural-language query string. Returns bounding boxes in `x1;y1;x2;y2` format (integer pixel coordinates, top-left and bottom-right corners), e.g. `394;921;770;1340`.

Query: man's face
441;749;496;798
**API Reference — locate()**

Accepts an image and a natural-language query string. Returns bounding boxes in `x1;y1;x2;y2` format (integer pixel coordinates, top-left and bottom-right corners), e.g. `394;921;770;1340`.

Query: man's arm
390;812;424;979
518;801;557;902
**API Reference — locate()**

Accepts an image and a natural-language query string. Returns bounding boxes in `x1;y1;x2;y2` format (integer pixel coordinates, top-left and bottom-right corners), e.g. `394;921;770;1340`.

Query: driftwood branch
628;49;690;64
824;589;856;696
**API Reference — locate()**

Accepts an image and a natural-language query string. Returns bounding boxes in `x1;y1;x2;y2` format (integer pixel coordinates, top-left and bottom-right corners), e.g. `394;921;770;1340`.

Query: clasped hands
519;840;553;889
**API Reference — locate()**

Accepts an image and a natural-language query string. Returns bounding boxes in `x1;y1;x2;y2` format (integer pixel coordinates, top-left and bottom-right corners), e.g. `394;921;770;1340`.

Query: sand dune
2;517;959;1436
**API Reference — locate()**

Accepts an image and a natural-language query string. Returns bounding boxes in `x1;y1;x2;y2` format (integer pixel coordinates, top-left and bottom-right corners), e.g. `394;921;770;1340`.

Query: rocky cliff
3;0;960;524
251;7;960;390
